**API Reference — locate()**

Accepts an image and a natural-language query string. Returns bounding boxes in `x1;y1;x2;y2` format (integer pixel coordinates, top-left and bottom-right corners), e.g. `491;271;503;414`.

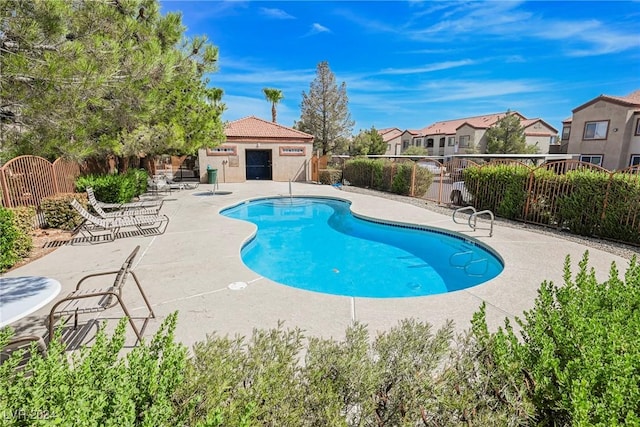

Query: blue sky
162;1;640;134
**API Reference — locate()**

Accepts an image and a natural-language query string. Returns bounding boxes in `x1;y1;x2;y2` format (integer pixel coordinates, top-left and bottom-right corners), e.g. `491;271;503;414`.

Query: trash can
207;168;218;184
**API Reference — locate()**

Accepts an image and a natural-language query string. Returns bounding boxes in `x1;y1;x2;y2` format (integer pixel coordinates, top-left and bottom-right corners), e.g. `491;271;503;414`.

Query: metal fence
0;155;81;208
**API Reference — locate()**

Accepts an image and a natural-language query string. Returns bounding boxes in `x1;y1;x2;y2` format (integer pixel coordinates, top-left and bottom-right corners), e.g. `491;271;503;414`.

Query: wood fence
0;155;81;208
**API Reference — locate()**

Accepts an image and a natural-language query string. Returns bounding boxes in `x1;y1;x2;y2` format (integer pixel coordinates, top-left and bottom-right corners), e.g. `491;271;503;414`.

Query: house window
447;137;455;146
387;143;391;151
630;155;640;167
459;135;470;148
583;120;608;140
402;140;409;149
562;126;571;140
279;146;306;156
580;155;603;166
426;138;434;148
415;138;422;147
635;118;640;136
207;145;237;156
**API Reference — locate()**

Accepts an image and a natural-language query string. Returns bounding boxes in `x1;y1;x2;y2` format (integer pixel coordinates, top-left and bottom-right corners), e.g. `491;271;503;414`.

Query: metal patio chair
47;246;155;344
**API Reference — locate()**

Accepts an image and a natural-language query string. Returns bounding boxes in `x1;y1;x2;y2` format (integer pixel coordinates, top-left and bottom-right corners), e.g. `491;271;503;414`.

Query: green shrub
318;168;342;185
0;313;187;426
343;158;385;189
41;193;88;230
475;252;640;425
344;159;432;196
463;163;533;219
10;206;35;259
75;169;148;204
0;207;19;272
555;169;610;236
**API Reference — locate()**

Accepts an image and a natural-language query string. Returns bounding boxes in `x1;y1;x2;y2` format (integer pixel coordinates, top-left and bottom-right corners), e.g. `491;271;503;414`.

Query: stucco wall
198;141;313;183
567;100;635;170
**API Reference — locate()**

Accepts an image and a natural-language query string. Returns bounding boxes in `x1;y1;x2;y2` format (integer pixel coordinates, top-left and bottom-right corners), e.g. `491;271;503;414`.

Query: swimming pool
221;197;503;298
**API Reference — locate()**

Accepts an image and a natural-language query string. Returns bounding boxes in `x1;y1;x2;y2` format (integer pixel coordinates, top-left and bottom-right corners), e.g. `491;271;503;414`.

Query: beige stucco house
561;90;640;170
379;127;403;155
198;116;314;183
403;111;557;156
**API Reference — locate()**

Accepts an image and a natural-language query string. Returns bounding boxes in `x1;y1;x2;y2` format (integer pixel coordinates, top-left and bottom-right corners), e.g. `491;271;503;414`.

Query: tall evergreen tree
295;61;354;154
262;88;284;123
0;0;225;163
485;112;539;154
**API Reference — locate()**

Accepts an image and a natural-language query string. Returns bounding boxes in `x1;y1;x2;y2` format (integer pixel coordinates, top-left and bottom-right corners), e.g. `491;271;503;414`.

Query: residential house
403;111;557;156
561;90;640;170
198;116;314;183
379;127;403;155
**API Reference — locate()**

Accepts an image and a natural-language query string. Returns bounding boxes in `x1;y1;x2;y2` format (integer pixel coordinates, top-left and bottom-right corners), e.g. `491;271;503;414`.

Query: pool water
221;197;503;298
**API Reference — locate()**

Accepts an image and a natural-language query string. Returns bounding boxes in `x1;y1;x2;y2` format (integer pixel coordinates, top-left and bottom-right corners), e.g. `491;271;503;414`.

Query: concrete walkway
2;181;631;348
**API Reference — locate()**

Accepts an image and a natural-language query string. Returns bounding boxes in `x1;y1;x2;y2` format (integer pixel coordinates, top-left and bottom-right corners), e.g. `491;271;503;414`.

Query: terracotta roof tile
225;116;313;140
419;112;510;135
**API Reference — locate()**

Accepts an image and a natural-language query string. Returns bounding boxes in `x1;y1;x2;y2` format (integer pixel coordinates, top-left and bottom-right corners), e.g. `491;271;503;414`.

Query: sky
161;0;640;134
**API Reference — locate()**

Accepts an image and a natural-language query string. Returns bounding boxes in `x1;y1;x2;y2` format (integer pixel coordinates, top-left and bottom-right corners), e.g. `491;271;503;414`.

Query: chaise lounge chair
47;246;155;344
71;199;169;243
86;187;163;212
86;188;161;219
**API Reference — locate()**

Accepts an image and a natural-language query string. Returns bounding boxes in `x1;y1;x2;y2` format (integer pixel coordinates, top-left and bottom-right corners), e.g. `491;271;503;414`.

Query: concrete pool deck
2;181;633;347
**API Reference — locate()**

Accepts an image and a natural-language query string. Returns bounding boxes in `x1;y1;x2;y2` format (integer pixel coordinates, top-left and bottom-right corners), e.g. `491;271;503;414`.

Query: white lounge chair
86;188;161;219
70;199;169;243
86;187;163;212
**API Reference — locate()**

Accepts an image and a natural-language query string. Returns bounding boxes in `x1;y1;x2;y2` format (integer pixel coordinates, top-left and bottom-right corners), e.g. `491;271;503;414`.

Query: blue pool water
221;197;503;298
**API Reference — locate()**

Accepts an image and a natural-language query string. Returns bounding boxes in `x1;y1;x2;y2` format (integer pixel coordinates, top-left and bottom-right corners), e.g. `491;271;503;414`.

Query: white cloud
377;59;477;75
259;7;295;20
302;23;331;37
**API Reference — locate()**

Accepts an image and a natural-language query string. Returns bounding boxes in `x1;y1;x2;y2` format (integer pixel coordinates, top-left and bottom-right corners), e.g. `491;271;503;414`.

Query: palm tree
262;88;284;123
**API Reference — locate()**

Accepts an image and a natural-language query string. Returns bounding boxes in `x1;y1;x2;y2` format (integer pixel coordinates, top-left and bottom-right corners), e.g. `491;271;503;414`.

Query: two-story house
561;90;640;170
404;111;557;156
379;127;403;155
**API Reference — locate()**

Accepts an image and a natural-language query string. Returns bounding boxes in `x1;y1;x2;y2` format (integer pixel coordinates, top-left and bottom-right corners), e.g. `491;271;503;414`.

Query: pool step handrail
452;206;494;237
449;250;474;268
465;258;489;276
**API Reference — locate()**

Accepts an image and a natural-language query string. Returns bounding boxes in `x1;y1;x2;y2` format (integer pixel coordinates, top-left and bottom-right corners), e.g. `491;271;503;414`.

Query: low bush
40;193;87;230
0;313;187;426
9;206;35;259
0;208;19;272
344;159;432;196
318;168;342;185
75;169;148;204
476;252;640;425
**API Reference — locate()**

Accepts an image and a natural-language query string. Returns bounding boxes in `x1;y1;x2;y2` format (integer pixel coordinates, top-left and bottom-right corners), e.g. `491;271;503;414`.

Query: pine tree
296;61;354;154
485;112;539;154
0;0;224;162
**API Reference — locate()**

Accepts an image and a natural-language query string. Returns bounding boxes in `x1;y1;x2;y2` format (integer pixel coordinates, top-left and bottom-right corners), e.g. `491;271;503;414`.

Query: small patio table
0;276;61;328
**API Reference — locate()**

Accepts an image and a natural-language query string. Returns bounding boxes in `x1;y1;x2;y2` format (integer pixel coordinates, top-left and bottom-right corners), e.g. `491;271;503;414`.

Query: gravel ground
341;186;639;261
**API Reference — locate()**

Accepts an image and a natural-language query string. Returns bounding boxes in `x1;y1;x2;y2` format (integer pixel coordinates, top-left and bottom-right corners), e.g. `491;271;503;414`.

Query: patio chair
86;188;161;219
70;199;169;243
1;335;47;367
148;176;171;195
86;187;163;212
47;246;155;344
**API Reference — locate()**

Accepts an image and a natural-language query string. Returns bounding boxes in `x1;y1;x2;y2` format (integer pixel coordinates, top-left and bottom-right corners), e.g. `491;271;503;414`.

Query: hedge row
343;159;433;196
463;165;640;245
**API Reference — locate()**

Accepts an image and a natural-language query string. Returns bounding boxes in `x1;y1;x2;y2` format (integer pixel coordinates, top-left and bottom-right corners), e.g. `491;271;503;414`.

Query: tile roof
419;112;511;135
573;89;640;112
225;116;314;141
378;127;403;142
